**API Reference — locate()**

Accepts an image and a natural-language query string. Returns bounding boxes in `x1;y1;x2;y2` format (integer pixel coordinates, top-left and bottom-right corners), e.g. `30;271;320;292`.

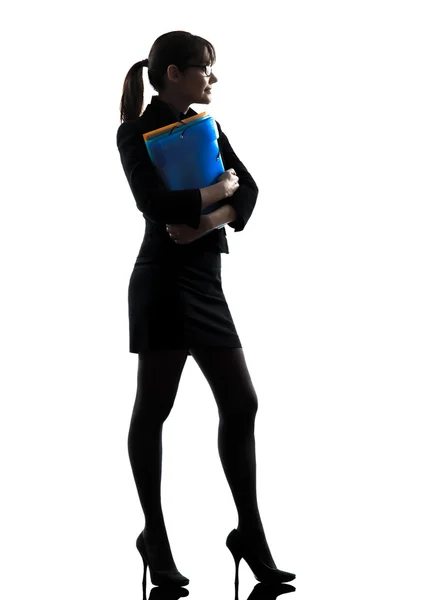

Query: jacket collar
148;95;197;122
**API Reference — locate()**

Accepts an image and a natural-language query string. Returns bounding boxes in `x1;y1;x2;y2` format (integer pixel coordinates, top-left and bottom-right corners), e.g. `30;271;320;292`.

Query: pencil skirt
128;251;242;355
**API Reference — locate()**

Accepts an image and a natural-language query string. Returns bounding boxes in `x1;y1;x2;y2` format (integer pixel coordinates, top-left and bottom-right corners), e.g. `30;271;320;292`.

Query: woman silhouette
117;31;295;591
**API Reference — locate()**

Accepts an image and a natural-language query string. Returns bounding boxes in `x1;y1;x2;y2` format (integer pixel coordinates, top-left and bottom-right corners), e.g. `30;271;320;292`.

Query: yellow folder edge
142;112;208;142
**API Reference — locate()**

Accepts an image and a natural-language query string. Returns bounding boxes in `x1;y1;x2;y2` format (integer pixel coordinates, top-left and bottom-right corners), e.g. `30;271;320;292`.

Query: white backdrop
1;1;447;599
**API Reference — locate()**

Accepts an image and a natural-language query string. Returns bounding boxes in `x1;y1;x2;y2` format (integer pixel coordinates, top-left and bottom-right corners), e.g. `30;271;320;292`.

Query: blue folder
143;113;226;229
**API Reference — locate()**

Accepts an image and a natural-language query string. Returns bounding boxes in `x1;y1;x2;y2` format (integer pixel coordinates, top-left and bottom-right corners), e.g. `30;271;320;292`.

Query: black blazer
116;95;258;262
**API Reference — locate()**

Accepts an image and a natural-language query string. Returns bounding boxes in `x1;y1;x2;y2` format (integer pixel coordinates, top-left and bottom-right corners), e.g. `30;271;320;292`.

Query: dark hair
119;31;216;123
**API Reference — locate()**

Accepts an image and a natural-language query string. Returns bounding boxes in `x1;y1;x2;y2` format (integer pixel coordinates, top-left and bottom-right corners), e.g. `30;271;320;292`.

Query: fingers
166;224;178;242
165;224;197;244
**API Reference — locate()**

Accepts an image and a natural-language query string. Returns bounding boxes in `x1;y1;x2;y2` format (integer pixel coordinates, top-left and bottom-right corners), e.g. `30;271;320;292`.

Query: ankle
237;522;264;535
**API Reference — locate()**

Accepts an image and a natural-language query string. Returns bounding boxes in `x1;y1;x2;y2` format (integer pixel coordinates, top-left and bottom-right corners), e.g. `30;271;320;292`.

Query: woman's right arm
200;181;229;209
117;121;228;229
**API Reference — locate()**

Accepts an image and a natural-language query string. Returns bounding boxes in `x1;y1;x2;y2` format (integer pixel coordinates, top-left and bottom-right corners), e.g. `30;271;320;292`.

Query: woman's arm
216;121;258;232
205;204;238;230
200;181;229;209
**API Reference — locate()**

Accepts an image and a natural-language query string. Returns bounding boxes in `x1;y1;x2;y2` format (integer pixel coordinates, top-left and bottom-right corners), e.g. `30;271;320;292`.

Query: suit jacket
116;95;258;262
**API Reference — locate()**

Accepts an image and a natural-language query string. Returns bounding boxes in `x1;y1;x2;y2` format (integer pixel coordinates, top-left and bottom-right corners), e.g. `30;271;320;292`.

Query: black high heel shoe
136;531;189;593
226;529;296;586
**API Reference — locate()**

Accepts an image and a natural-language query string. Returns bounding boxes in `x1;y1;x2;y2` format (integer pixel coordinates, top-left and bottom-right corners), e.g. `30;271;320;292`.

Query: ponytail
119;59;148;123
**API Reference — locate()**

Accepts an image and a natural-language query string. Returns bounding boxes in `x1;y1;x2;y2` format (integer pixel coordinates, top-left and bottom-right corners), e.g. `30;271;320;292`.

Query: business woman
117;30;295;592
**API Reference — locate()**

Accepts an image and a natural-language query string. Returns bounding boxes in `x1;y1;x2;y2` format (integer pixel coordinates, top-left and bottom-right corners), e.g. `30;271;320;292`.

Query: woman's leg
189;347;277;568
127;348;189;569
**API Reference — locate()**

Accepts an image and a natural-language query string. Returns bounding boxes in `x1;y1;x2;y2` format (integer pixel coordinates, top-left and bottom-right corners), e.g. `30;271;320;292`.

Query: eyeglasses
186;64;213;77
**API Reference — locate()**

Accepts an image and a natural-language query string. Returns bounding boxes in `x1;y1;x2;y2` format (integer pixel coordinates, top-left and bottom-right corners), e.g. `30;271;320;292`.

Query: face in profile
164;48;218;108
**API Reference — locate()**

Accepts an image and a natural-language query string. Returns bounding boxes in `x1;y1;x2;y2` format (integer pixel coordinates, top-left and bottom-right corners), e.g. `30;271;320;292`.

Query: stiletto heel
230;537;243;586
226;529;296;585
140;553;148;600
136;531;189;589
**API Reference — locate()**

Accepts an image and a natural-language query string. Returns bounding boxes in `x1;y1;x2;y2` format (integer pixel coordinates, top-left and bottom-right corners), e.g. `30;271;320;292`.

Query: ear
166;64;181;83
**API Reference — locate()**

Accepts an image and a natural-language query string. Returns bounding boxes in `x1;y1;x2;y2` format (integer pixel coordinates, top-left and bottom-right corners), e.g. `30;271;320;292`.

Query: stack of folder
143;112;226;230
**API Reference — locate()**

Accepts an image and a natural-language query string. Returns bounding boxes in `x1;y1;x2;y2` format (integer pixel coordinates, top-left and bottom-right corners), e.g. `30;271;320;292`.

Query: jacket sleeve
216;120;258;232
116;121;202;229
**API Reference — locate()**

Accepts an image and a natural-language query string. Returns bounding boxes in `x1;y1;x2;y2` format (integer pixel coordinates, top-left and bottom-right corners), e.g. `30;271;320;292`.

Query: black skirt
128;251;242;355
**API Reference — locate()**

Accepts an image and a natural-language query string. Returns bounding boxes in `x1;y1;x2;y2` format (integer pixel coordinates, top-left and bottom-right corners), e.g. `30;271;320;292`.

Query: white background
1;1;447;599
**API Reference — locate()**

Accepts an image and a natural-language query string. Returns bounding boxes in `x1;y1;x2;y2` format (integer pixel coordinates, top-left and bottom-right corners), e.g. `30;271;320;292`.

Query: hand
217;168;239;197
166;215;212;245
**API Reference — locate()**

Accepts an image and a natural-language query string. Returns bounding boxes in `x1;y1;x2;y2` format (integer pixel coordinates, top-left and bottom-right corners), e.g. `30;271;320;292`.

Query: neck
157;93;190;118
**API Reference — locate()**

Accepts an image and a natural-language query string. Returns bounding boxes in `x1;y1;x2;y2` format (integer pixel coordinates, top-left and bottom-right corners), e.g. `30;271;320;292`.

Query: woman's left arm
214;121;259;232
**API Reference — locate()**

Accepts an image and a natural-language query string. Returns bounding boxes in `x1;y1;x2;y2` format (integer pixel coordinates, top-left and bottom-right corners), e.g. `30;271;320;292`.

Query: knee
245;393;258;417
131;390;176;425
219;391;258;421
